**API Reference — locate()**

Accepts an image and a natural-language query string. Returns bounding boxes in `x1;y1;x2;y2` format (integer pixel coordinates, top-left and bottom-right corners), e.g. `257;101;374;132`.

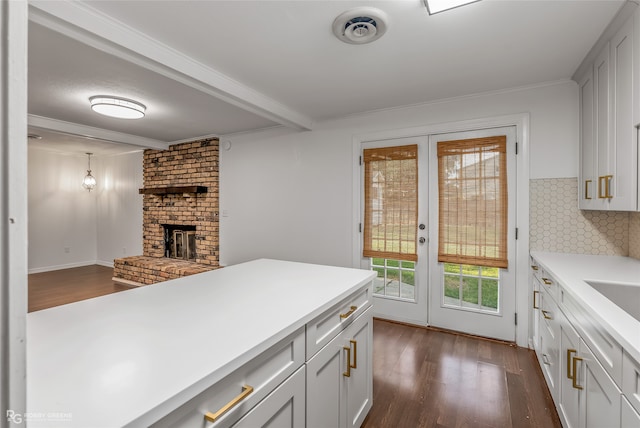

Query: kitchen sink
584;280;640;322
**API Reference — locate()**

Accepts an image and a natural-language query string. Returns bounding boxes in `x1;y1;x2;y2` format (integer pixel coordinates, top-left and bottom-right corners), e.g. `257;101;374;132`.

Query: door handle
419;237;426;244
572;356;584;390
567;349;577;379
343;346;352;377
349;340;357;369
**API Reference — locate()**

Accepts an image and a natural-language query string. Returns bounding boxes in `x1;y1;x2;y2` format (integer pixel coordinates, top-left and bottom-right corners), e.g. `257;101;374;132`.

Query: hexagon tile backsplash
530;178;633;257
630;212;640;259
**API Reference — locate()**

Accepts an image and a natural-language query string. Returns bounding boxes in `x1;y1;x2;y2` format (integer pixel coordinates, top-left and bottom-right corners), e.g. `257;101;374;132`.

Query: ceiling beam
28;1;314;131
28;115;170;150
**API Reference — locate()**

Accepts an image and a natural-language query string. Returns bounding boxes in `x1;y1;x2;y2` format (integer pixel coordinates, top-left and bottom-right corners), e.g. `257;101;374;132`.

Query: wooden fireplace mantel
138;186;208;195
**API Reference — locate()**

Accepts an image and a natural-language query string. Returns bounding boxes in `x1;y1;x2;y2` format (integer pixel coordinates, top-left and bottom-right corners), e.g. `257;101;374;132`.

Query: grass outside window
443;263;499;312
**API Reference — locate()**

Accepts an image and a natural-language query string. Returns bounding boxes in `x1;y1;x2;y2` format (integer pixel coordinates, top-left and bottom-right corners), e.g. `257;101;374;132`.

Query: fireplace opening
163;225;197;261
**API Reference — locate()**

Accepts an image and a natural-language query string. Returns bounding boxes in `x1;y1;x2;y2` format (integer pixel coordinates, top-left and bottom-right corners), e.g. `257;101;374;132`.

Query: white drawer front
153;327;305;428
559;286;623;387
306;283;372;359
232;365;306;428
539;269;558;302
623;351;640;415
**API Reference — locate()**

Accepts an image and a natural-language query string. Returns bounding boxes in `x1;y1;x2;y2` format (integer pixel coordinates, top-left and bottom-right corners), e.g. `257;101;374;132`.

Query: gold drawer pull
572;356;584;390
349;340;357;369
204;385;254;423
340;305;357;319
541;310;552;320
533;291;540;309
542;354;551;366
585;179;592;200
531;265;539;271
542;278;552;285
343;346;352;377
567;349;577;379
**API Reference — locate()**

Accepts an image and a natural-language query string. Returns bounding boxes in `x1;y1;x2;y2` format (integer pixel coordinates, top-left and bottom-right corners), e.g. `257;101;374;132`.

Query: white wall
28;148;98;272
28;147;143;272
220;80;579;267
95;151;144;267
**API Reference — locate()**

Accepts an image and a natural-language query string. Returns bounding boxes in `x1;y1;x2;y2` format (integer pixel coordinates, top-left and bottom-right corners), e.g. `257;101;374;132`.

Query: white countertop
27;259;376;427
530;251;640;363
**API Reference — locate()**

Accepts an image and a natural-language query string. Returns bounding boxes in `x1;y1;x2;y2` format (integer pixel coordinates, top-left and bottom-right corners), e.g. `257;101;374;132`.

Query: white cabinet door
538;288;560;402
306;308;372;428
559;315;581;428
306;328;345;428
579;66;597;209
344;308;373;428
578;13;639;212
622;396;640;428
232;366;306;428
578;339;621;428
594;42;611;210
610;17;638;210
531;266;541;352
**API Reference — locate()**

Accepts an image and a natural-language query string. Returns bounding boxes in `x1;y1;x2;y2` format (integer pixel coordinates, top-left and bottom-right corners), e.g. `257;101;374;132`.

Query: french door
360;127;517;341
428;127;517;341
360;137;429;326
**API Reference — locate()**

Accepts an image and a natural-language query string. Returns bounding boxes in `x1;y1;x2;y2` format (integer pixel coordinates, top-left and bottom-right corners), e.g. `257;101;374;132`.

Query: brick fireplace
113;138;220;286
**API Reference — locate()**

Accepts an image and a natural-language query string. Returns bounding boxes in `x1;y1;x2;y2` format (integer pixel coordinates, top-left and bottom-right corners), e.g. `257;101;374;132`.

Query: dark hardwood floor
28;265;131;312
363;319;561;428
29;267;561;428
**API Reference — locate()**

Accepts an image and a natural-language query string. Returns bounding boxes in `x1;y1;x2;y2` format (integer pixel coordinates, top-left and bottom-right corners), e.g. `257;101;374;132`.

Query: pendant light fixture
82;153;97;192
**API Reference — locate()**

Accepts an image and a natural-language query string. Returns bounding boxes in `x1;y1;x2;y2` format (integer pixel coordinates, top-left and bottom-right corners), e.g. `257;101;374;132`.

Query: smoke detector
332;7;388;44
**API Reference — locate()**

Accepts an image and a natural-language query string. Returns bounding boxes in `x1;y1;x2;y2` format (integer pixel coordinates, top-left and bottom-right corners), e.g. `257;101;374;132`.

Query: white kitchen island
27;259;376;427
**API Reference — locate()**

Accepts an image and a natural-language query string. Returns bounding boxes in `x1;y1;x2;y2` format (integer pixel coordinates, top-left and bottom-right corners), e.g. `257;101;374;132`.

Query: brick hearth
114;138;220;286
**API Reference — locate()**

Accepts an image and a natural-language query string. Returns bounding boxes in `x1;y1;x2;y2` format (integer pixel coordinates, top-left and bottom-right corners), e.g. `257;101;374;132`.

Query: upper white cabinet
577;6;639;211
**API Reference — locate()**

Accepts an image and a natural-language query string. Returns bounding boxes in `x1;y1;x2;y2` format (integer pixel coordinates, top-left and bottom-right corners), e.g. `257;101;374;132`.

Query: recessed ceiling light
424;0;480;15
89;96;146;119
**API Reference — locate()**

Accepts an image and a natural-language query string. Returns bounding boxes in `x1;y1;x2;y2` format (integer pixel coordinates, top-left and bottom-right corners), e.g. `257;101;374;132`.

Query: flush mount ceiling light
332;7;388;44
89;96;146;119
424;0;480;15
82;152;97;192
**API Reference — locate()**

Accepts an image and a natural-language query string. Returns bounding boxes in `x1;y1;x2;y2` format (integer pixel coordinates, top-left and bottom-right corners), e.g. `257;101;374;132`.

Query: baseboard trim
28;260;97;274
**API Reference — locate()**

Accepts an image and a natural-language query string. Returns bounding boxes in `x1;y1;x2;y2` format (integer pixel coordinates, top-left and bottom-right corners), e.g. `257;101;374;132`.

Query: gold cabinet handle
567;349;577;379
531;265;539;271
343;346;351;377
533;291;540;309
349;340;357;369
605;175;613;199
572;356;584;390
340;305;357;319
204;384;254;423
542;278;552;285
541;309;552;320
585;180;592;200
542;354;551;365
598;175;613;199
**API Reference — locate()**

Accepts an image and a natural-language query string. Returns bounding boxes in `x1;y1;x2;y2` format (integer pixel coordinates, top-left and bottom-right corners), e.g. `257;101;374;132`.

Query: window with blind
363;145;418;262
437;136;508;268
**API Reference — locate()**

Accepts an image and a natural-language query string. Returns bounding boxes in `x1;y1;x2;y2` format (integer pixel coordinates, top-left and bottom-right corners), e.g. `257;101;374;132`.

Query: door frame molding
352;113;530;348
